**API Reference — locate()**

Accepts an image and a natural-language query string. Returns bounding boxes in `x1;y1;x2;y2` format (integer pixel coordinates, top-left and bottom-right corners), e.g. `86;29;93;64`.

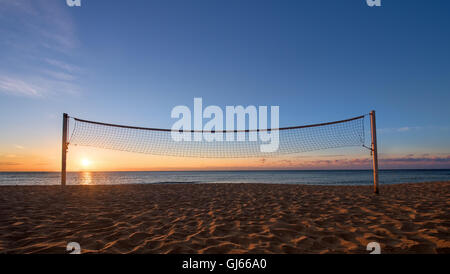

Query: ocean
0;169;449;186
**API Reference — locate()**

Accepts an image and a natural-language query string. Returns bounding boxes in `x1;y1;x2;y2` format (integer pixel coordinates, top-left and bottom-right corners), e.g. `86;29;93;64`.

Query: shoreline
0;182;449;254
0;180;448;187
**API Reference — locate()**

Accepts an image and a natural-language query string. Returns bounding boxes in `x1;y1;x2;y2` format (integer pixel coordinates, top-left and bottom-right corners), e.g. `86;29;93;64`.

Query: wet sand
0;182;448;254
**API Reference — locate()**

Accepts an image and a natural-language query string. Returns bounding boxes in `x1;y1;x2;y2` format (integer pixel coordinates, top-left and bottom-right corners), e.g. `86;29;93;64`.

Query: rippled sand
0;182;448;254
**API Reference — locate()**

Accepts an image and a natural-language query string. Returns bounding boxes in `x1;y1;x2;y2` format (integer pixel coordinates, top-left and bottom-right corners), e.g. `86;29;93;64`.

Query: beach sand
0;182;448;254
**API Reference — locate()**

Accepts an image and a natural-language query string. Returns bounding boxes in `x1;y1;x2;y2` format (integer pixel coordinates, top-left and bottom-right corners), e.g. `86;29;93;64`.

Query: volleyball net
67;115;367;158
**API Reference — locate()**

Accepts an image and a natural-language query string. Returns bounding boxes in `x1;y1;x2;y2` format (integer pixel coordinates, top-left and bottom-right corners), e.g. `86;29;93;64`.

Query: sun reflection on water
80;171;93;185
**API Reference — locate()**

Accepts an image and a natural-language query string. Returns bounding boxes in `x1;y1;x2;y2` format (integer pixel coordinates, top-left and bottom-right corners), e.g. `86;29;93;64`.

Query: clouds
0;0;79;52
381;155;450;165
0;162;20;166
256;154;450;169
0;76;40;97
0;0;81;98
44;58;81;74
379;126;450;135
379;126;423;133
0;151;51;170
0;73;80;98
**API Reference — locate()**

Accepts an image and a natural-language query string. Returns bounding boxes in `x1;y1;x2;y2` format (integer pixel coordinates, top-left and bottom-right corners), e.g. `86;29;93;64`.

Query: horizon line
1;168;449;173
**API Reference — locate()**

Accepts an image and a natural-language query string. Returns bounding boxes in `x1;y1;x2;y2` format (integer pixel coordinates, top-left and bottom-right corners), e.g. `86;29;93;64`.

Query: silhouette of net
69;115;366;158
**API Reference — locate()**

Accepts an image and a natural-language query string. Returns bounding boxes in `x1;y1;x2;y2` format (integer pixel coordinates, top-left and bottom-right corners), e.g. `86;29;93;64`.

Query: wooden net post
61;113;69;186
370;110;379;194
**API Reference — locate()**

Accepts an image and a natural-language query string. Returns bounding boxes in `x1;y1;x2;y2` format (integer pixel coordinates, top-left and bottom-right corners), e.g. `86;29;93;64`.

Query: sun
81;158;91;168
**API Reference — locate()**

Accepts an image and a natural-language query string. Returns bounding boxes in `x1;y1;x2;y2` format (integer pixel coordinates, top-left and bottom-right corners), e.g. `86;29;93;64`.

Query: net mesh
68;115;366;158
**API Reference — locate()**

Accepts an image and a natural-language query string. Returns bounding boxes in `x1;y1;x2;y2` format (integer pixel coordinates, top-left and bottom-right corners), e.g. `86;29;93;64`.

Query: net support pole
370;110;379;194
61;113;69;186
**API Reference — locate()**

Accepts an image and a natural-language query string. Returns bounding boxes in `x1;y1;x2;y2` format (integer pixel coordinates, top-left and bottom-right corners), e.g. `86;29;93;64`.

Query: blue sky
0;0;449;170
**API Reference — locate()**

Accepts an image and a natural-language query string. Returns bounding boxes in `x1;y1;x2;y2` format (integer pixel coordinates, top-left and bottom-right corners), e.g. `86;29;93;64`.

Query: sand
0;182;448;254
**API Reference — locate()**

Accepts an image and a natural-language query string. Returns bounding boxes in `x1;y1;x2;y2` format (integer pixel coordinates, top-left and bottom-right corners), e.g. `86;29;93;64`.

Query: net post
370;110;379;194
61;113;69;186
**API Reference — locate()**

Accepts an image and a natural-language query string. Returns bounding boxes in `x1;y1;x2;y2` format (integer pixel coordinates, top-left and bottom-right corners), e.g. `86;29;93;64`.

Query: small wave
152;181;198;185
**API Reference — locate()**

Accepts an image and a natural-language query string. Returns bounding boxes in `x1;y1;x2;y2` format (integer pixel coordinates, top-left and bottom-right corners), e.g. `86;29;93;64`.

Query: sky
0;0;449;171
